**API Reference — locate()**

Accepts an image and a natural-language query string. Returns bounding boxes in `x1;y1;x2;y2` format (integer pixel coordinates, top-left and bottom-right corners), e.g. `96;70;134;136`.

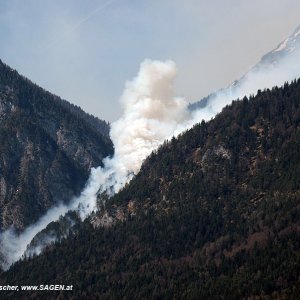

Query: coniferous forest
1;79;300;299
0;60;113;232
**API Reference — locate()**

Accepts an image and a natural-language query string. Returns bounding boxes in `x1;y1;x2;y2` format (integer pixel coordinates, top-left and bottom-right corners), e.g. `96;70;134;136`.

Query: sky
0;0;300;121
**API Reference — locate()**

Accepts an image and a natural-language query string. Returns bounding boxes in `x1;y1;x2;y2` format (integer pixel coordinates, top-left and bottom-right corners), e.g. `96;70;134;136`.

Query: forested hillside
2;79;300;299
0;60;113;231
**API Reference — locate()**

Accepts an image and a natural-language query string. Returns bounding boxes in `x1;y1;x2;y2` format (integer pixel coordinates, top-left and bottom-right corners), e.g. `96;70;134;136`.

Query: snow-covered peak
190;23;300;112
272;25;300;54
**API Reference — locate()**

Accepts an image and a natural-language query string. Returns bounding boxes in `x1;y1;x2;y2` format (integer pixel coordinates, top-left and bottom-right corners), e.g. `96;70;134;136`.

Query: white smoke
2;35;300;269
108;59;188;185
0;203;70;270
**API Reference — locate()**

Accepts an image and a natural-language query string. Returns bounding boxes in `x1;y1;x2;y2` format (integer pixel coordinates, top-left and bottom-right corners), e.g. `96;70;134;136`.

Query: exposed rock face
0;60;114;231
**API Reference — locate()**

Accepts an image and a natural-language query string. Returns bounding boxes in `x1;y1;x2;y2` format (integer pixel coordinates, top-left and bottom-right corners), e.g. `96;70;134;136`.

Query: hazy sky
0;0;300;121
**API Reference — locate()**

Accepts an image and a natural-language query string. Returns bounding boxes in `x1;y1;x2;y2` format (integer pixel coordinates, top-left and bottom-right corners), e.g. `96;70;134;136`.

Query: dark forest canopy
2;79;300;299
0;59;113;231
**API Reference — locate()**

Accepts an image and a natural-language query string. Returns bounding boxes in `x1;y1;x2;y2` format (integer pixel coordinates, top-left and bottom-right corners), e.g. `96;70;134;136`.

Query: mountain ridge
0;59;114;232
190;23;300;111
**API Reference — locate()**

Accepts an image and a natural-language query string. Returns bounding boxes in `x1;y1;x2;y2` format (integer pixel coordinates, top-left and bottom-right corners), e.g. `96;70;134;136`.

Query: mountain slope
0;60;113;231
2;79;300;299
190;24;300;111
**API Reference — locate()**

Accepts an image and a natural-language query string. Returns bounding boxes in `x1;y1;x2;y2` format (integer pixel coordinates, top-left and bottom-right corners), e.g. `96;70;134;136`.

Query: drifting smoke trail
0;204;69;270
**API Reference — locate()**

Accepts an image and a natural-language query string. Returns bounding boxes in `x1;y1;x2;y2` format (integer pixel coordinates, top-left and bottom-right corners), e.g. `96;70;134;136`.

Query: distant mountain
2;79;300;299
190;24;300;111
0;59;113;231
257;24;300;67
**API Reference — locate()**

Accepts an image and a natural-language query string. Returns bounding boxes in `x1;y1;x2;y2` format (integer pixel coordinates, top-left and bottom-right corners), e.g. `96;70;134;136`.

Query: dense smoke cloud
109;60;188;184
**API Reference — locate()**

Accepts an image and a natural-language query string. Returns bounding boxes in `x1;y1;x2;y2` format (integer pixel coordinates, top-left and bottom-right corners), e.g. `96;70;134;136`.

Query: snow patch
288;46;296;53
294;29;300;38
272;38;290;53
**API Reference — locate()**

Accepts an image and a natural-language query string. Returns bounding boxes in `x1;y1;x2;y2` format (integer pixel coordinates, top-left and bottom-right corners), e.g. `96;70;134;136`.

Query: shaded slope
2;80;300;299
0;60;113;231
